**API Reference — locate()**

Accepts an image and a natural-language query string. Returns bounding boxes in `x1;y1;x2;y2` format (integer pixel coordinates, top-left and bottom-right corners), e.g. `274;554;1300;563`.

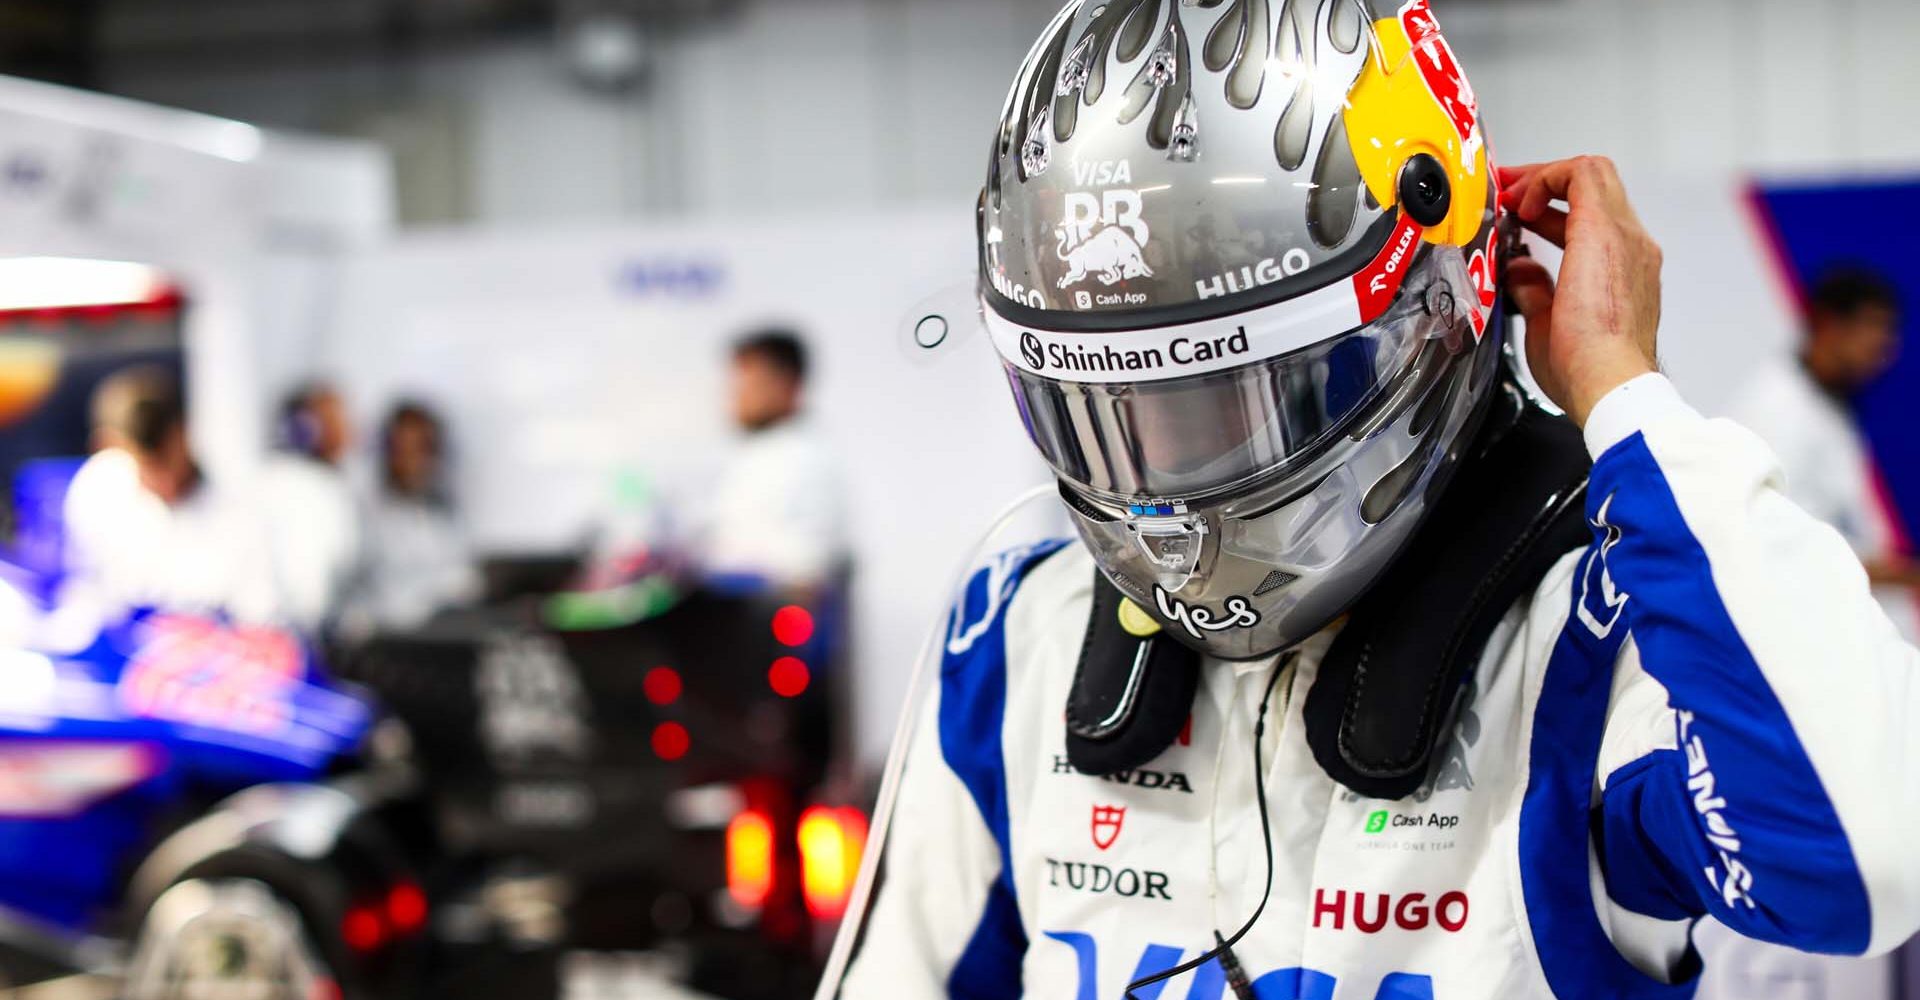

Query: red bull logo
1057;189;1155;293
1399;0;1479;147
1057;227;1155;289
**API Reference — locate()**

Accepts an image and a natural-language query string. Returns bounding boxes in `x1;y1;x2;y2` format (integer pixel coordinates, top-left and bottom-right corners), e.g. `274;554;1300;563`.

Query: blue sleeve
1580;377;1920;956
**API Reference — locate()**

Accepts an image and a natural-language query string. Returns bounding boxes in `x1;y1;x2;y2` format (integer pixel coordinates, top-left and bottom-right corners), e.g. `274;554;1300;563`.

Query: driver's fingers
1517;205;1568;248
1548;156;1639;219
1516;164;1576;224
1496;163;1547;189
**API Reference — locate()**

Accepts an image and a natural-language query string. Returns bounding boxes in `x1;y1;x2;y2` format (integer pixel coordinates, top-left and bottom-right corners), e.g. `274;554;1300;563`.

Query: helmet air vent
1168;93;1199;162
1146;22;1179;87
1022;106;1054;178
1253;570;1298;597
1058;35;1097;96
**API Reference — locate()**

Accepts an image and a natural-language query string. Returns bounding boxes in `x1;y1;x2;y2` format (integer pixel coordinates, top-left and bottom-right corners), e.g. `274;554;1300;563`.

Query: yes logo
1091;804;1126;851
1366;810;1390;834
1153;587;1261;642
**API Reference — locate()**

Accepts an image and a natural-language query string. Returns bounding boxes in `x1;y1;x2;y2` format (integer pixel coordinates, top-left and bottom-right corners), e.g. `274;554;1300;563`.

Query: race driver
832;2;1920;999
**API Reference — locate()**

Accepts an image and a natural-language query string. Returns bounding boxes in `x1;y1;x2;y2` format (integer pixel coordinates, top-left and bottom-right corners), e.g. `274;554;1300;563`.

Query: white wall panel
103;0;1920;223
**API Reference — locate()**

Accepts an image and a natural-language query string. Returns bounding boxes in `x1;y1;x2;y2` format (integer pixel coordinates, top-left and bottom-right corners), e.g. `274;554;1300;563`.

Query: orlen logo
1312;888;1469;933
1376;220;1421;288
1353;216;1425;322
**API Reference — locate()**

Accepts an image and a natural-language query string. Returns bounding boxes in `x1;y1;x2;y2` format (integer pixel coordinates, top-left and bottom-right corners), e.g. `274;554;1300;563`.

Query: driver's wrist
1580;370;1695;460
1566;355;1658;429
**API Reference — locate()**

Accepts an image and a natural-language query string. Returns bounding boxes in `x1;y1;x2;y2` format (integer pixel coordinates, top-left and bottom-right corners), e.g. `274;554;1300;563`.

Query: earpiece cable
1123;654;1292;1000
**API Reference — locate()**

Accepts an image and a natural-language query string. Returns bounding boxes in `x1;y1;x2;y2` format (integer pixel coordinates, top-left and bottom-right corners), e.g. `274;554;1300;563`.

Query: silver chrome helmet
980;0;1512;659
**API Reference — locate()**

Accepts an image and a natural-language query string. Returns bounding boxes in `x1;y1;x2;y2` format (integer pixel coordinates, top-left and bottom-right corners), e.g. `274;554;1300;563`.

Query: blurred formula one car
0;497;859;1000
0;564;426;1000
339;562;861;1000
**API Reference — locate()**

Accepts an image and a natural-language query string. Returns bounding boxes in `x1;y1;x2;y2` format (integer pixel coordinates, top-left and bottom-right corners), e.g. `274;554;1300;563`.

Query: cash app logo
1365;810;1390;834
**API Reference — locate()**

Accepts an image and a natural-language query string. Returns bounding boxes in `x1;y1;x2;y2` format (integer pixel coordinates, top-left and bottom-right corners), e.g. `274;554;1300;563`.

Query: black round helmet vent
1398;153;1452;228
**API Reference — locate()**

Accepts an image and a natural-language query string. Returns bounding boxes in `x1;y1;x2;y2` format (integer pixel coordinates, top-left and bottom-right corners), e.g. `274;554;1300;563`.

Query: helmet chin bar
1062;318;1504;661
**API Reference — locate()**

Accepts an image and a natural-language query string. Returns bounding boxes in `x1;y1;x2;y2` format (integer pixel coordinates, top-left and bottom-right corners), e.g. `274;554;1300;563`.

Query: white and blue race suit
840;375;1920;1000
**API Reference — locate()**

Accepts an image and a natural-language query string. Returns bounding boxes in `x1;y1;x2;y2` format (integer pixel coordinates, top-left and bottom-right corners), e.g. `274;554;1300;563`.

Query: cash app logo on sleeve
1365;810;1390;835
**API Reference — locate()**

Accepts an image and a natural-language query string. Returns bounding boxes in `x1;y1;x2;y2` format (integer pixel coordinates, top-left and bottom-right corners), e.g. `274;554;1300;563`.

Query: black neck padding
1065;574;1203;776
1303;387;1592;799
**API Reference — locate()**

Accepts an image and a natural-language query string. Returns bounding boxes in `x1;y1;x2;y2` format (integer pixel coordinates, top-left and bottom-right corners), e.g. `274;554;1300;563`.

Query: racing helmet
980;0;1512;659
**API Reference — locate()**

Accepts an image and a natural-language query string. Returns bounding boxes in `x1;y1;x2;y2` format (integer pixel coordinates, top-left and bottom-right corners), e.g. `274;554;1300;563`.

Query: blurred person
259;380;362;632
62;366;280;622
1728;267;1915;637
831;5;1920;999
701;327;846;592
345;400;479;631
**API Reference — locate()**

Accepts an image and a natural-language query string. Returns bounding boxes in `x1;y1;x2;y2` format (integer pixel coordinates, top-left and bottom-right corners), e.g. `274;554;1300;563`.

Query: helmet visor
999;245;1477;501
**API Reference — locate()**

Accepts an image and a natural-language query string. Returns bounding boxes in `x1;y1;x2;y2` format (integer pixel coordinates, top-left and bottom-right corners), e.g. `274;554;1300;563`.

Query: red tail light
798;806;867;920
771;605;814;647
652;721;690;761
768;656;810;698
341;905;385;953
726;809;775;909
642;666;682;706
386;882;428;935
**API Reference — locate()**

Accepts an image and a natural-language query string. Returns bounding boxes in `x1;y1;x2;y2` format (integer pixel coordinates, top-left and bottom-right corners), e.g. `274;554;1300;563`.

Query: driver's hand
1498;156;1663;427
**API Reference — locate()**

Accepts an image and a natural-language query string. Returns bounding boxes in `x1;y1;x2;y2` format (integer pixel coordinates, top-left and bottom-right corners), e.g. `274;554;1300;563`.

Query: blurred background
0;1;1914;998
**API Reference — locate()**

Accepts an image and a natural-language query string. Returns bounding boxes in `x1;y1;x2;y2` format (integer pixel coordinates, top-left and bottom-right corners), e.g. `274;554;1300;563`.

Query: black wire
1123;656;1291;1000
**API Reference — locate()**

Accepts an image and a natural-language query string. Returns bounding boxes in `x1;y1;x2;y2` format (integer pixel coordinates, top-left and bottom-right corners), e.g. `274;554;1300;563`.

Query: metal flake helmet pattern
979;0;1513;659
